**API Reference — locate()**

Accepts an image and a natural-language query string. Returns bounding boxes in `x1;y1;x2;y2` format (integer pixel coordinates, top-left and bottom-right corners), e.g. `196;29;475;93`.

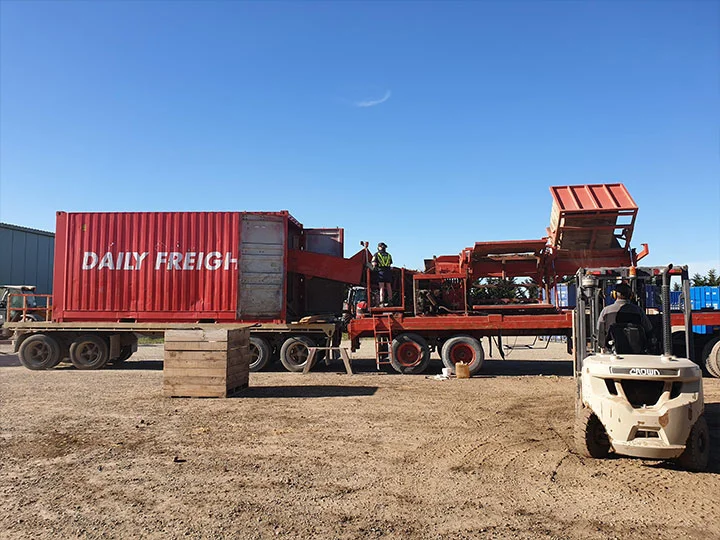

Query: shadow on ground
235;385;378;398
0;353;20;367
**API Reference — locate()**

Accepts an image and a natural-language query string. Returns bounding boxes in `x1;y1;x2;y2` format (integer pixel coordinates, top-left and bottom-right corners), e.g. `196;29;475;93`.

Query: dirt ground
1;338;719;540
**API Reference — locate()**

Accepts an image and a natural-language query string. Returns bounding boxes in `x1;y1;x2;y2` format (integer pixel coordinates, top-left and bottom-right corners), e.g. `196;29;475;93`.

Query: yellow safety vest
376;252;392;267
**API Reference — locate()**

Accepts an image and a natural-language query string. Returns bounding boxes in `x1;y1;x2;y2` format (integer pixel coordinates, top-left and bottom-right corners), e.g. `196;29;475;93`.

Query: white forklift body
574;265;709;470
580;353;703;459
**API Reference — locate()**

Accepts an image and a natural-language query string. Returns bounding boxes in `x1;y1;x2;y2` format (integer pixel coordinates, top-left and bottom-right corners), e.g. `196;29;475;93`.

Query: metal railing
5;294;53;322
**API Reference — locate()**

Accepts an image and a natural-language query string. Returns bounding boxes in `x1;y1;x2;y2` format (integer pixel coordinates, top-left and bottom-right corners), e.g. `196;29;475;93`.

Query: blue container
690;286;720;310
645;285;658;309
670;291;682;310
693;325;720;335
556;283;577;308
690;286;720;334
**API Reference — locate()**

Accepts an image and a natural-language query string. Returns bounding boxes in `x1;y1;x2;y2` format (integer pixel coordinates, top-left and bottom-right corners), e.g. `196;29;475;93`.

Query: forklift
573;265;709;470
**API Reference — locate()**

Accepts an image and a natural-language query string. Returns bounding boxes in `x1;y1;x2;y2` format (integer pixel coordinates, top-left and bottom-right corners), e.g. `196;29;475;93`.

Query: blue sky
1;1;718;275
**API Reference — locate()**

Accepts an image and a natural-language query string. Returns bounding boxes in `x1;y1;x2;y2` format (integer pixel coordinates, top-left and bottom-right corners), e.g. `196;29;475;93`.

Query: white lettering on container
84;251;236;271
98;252;115;270
82;252;99;269
205;252;223;270
168;252;183;270
183;252;197;270
155;252;168;270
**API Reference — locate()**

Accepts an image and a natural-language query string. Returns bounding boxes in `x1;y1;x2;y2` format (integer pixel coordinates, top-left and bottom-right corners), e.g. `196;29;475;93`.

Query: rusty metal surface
548;184;638;252
549;184;637;213
238;213;287;320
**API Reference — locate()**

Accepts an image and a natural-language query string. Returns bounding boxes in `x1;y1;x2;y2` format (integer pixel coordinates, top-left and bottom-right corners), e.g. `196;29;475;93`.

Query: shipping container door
238;214;286;319
304;228;346;315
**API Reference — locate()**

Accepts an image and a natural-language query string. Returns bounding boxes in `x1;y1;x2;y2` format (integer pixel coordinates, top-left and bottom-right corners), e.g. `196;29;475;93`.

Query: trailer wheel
701;337;720;378
574;408;610;459
441;335;484;375
677;415;710;471
18;334;61;370
111;346;134;365
707;340;720;379
390;333;430;374
280;336;315;372
249;337;272;372
70;334;110;370
112;334;138;365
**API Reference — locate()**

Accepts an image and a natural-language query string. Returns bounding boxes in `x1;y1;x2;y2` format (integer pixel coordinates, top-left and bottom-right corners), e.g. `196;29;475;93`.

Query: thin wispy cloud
354;90;392;108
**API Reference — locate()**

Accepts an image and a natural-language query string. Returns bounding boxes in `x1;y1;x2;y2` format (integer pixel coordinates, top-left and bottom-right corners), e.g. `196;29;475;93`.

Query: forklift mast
574;265;695;379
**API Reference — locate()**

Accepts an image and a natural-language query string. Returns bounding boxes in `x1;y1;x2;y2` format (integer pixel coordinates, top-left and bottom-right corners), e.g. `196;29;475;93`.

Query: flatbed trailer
5;319;338;372
4;209;371;372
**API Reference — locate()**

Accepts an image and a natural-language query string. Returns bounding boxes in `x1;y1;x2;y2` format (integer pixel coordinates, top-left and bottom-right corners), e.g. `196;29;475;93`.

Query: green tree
471;277;518;302
692;269;719;287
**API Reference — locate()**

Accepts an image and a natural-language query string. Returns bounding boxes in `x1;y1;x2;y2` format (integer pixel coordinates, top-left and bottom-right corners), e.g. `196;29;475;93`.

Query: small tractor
573;265;710;470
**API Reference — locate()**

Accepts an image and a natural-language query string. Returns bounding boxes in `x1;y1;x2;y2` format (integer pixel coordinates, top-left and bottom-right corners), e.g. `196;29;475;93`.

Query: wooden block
164;367;228;378
164;341;242;352
163;385;228;398
165;328;249;343
163;352;230;365
227;373;249;386
164;375;230;386
227;365;250;375
163;328;250;398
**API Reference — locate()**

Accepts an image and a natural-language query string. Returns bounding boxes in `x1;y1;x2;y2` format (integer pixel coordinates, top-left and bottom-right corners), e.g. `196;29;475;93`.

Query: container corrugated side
53;212;243;322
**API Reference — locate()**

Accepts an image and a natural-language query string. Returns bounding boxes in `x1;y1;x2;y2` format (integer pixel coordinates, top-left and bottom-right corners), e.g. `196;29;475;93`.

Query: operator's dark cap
378;242;387;248
614;283;632;298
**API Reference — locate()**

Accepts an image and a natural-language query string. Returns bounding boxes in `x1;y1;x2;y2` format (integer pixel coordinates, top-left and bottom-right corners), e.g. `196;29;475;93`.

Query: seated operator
597;282;654;353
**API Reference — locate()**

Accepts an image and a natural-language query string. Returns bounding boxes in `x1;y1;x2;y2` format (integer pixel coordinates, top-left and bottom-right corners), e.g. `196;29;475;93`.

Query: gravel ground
1;338;719;539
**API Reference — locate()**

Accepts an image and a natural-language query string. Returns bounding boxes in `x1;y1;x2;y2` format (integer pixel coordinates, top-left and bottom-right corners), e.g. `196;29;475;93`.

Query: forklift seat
607;323;647;355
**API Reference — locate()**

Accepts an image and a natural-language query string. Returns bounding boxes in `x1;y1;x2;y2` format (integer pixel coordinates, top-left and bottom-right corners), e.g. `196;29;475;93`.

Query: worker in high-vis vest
371;242;393;306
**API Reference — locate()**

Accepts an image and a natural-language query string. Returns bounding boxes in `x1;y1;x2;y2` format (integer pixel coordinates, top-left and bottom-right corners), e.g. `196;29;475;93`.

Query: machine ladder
373;315;394;369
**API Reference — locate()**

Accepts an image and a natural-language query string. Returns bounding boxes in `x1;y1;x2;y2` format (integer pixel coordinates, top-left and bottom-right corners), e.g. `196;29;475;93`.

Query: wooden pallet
163;328;250;398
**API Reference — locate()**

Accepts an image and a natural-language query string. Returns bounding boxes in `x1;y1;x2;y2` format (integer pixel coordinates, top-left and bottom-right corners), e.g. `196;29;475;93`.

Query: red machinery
347;183;649;375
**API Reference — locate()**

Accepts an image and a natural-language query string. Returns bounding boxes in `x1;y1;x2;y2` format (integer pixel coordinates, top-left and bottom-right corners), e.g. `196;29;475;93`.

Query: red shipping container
52;211;303;323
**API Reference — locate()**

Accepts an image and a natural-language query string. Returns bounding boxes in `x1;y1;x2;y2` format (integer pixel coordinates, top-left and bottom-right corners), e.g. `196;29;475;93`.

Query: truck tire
676;415;710;471
111;334;138;365
280;336;315;372
701;337;720;378
441;335;484;375
70;334;110;370
390;333;430;375
18;334;61;370
574;408;610;459
112;346;134;365
249;336;272;372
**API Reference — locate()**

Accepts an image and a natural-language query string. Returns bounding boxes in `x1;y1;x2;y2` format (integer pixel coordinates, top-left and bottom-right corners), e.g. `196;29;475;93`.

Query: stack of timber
163;328;250;398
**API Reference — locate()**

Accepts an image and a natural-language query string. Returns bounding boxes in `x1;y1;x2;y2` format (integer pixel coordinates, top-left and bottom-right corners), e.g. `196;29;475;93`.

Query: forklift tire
69;334;110;370
279;336;315;373
18;334;61;370
677;415;710;471
390;333;431;375
574;408;611;459
441;335;484;375
249;337;272;372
